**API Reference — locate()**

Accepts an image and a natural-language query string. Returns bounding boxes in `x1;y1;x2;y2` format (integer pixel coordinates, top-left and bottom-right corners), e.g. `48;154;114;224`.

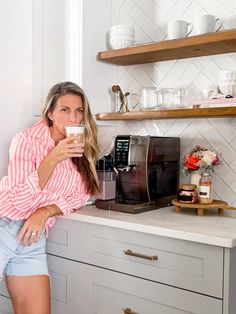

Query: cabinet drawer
46;218;81;260
80;222;223;298
79;262;222;314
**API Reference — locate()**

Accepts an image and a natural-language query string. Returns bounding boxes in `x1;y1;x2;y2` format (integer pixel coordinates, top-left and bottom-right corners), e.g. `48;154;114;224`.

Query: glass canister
158;88;176;109
177;184;198;203
198;172;213;204
139;87;158;110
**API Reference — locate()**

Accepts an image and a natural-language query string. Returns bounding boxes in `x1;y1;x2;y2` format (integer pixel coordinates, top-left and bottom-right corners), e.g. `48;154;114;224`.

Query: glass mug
158;88;187;109
139;87;158;111
64;124;85;144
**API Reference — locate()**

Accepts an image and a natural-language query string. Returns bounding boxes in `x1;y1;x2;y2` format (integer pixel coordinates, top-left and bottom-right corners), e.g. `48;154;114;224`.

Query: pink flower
212;155;221;165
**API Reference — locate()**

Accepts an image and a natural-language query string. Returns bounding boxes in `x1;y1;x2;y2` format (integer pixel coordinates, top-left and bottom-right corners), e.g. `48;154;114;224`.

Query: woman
0;81;100;314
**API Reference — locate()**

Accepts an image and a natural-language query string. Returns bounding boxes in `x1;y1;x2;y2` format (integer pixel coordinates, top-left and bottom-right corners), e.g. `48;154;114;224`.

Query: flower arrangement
182;145;221;175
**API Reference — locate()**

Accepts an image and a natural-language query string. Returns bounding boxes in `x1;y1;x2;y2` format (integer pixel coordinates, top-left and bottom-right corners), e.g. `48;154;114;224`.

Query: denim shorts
0;217;49;279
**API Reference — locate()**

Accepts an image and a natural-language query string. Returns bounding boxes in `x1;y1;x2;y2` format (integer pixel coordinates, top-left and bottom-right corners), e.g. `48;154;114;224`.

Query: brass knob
123;307;138;314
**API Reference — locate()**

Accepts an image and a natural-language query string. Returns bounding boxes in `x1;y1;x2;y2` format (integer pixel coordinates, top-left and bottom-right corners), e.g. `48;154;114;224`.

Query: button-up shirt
0;119;90;233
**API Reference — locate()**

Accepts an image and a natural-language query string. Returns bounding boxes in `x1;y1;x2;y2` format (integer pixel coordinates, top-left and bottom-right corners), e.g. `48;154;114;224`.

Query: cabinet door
0;280;9;298
79;263;222;314
0;255;80;314
46;219;81;260
47;254;80;314
32;0;116;116
32;0;69;115
81;0;117;114
0;295;14;314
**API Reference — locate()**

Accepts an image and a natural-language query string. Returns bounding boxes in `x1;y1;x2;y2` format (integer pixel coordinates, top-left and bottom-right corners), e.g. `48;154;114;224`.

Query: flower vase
190;172;201;187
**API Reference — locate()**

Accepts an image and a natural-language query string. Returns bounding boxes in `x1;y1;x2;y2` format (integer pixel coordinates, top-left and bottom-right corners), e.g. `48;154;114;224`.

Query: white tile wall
98;0;236;206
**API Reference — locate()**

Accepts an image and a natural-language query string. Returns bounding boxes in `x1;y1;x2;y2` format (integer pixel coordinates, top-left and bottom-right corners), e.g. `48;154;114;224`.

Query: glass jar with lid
198;172;213;204
177;184;198;203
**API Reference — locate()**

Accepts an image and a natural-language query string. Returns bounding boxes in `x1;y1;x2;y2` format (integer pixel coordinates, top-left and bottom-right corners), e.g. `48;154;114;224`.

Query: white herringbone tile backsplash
98;0;236;206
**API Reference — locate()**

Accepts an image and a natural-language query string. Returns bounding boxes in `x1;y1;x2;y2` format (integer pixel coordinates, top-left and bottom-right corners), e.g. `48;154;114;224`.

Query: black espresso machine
95;135;180;213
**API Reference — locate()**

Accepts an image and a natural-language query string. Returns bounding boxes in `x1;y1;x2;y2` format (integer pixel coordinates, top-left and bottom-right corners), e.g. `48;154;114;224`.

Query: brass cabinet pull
123;307;138;314
124;249;158;261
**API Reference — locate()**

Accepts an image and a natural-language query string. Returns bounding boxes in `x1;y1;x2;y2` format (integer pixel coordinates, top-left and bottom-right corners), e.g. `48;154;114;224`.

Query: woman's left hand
18;207;50;246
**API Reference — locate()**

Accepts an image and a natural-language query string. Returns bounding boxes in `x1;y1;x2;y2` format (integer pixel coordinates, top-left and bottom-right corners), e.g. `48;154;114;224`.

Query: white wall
97;0;236;206
0;0;37;178
0;0;115;178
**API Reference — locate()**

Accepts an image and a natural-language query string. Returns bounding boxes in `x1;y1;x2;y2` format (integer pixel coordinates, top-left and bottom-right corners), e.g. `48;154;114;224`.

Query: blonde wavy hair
42;81;100;195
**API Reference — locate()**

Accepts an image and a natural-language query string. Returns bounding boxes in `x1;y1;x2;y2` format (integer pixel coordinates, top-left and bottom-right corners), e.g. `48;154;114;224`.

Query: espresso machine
96;135;180;213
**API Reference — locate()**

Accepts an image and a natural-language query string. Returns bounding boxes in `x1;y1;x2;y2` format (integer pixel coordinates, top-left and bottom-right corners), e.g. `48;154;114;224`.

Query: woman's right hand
37;136;84;190
48;136;85;164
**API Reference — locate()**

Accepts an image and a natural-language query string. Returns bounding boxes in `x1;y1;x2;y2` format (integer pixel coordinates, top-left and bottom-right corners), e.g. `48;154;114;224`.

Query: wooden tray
171;199;233;216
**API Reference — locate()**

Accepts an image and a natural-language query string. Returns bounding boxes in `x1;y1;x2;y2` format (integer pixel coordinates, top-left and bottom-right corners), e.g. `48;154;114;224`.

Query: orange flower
184;154;200;170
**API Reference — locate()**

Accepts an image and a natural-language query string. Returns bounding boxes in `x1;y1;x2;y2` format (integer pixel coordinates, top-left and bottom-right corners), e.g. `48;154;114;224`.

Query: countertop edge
59;206;236;248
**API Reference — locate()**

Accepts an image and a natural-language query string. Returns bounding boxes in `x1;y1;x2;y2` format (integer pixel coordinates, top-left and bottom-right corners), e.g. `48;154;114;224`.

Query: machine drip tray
95;199;164;214
95;199;156;213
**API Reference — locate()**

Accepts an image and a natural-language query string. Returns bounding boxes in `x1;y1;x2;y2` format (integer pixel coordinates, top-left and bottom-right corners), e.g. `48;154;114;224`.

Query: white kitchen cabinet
32;0;117;116
0;280;9;299
0;277;12;313
0;254;79;314
47;248;222;314
0;277;11;313
79;222;223;298
47;255;80;314
0;295;13;314
46;218;81;260
79;262;222;314
46;216;230;314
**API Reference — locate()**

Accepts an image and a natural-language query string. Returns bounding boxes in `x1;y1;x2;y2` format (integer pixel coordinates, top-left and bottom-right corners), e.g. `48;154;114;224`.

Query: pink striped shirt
0;120;90;233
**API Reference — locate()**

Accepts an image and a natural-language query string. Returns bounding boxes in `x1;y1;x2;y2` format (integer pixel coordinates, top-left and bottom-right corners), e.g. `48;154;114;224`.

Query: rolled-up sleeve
50;192;90;215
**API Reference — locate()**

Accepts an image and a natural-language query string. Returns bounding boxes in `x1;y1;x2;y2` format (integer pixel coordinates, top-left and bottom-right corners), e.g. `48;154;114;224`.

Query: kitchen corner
43;205;236;313
1;1;236;314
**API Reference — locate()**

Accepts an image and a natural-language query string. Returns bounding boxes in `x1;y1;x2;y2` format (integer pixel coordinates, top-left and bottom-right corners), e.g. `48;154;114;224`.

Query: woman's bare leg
5;275;50;314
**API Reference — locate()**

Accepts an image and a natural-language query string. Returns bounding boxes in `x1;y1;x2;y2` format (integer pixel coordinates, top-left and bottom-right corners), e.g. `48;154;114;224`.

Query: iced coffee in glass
64;124;85;144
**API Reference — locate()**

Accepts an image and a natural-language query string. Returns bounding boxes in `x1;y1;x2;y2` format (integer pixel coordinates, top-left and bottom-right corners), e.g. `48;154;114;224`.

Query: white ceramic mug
194;14;222;35
168;20;193;39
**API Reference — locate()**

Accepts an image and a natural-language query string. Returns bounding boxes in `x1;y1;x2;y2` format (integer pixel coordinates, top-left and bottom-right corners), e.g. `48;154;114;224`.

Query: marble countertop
61;205;236;248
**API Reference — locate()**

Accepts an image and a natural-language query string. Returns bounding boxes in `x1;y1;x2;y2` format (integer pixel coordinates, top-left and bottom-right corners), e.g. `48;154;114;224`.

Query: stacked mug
109;24;135;49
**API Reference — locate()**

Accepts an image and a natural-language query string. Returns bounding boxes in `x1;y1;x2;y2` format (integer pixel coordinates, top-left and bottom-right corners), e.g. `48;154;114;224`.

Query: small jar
177;184;198;203
198;172;213;204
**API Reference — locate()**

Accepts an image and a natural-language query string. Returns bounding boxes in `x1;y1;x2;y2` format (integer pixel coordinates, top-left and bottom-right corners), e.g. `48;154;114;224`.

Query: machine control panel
115;137;130;167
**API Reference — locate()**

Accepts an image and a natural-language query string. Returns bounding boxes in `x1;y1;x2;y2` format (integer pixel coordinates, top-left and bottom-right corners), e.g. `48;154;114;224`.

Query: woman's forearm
38;204;62;218
37;154;57;190
18;204;62;245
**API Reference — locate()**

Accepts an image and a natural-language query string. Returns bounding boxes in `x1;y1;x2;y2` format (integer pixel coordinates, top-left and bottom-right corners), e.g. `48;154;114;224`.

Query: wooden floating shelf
98;28;236;65
96;107;236;120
